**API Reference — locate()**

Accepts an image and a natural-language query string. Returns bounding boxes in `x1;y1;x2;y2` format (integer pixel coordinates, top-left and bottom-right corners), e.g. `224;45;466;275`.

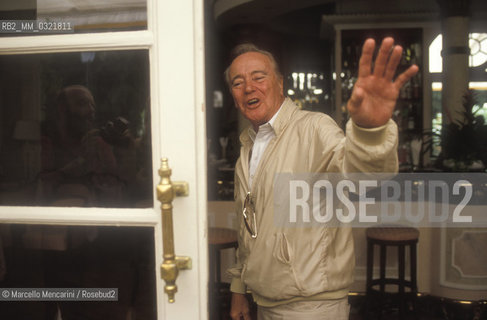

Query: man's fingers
243;311;252;320
394;64;419;90
231;309;250;320
384;45;403;81
230;313;248;320
373;37;395;77
358;38;375;78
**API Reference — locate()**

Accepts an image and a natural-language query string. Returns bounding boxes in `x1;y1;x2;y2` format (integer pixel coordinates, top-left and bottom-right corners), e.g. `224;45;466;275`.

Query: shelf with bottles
340;28;422;101
285;71;334;115
395;100;424;171
339;28;423;170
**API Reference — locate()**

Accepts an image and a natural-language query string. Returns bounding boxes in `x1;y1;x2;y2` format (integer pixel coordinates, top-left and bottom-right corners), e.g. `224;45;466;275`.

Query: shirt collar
240;98;299;146
248;102;283;142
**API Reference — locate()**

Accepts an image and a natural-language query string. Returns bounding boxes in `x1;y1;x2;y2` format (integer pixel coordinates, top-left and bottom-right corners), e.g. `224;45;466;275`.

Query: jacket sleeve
318;117;399;174
227;247;247;294
227;158;248;295
344;119;399;173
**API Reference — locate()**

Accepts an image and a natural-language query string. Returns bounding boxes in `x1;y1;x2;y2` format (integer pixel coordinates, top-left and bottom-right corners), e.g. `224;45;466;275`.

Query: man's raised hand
347;37;419;128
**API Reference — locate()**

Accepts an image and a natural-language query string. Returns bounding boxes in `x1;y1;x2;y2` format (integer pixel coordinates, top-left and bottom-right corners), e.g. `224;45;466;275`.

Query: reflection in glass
0;50;153;208
0;224;156;320
0;0;147;35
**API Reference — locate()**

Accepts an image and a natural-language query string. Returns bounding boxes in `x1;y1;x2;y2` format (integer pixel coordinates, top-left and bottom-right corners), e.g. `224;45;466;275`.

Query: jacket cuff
349;119;392;145
230;277;247;294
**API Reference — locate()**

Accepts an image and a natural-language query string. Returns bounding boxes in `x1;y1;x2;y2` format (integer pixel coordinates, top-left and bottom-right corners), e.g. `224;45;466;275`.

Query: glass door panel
0;224;156;320
0;50;152;208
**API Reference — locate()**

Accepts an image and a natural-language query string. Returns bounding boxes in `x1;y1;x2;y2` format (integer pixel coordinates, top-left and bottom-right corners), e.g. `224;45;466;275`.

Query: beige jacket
228;98;398;306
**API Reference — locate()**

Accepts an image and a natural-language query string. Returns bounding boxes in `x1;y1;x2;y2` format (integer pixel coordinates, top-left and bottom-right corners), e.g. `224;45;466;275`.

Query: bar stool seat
365;226;419;320
208;227;238;320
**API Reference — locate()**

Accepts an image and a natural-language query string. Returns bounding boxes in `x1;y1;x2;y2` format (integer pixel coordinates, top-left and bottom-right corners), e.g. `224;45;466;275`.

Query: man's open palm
347;37;419;128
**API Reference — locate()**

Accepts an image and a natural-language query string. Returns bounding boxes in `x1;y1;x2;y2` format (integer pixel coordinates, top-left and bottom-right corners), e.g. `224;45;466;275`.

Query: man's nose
244;81;255;93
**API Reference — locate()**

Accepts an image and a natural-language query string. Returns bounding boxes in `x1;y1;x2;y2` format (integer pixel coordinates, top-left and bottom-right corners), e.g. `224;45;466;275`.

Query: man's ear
279;76;284;95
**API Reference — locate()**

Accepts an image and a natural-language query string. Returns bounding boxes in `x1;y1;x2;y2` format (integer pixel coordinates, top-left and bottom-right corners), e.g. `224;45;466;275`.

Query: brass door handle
157;158;191;303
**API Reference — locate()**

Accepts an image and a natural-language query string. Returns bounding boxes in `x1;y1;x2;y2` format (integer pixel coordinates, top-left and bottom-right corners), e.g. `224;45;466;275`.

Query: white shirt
248;107;282;189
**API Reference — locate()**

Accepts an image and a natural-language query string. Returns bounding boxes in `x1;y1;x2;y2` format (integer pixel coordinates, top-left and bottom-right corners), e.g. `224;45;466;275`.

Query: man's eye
232;82;242;88
254;76;265;81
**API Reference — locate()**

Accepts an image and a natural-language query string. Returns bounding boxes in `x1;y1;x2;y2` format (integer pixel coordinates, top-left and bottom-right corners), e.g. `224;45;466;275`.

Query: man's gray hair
224;43;282;88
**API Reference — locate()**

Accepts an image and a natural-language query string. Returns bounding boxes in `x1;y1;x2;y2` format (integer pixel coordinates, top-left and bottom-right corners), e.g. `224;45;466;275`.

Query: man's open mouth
247;98;259;106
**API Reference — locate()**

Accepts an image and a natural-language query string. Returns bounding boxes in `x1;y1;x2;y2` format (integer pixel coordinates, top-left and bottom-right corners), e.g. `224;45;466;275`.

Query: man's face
66;88;95;121
228;52;284;130
65;87;96;137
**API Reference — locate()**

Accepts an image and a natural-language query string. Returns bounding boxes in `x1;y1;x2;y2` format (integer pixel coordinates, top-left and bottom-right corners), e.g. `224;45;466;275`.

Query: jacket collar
239;97;298;146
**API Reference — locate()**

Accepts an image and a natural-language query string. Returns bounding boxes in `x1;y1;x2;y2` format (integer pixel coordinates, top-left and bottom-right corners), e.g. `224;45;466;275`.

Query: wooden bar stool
208;227;238;320
365;226;419;320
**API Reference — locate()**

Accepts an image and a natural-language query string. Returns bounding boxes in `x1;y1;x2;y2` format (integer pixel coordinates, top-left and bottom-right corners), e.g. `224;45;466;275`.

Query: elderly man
226;38;418;320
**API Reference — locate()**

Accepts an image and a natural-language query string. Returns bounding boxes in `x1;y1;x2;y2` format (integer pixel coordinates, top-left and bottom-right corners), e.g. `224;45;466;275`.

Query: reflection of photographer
38;85;137;207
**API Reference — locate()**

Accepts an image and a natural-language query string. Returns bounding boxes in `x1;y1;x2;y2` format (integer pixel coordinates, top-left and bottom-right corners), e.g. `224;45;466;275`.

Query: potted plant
440;90;487;171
